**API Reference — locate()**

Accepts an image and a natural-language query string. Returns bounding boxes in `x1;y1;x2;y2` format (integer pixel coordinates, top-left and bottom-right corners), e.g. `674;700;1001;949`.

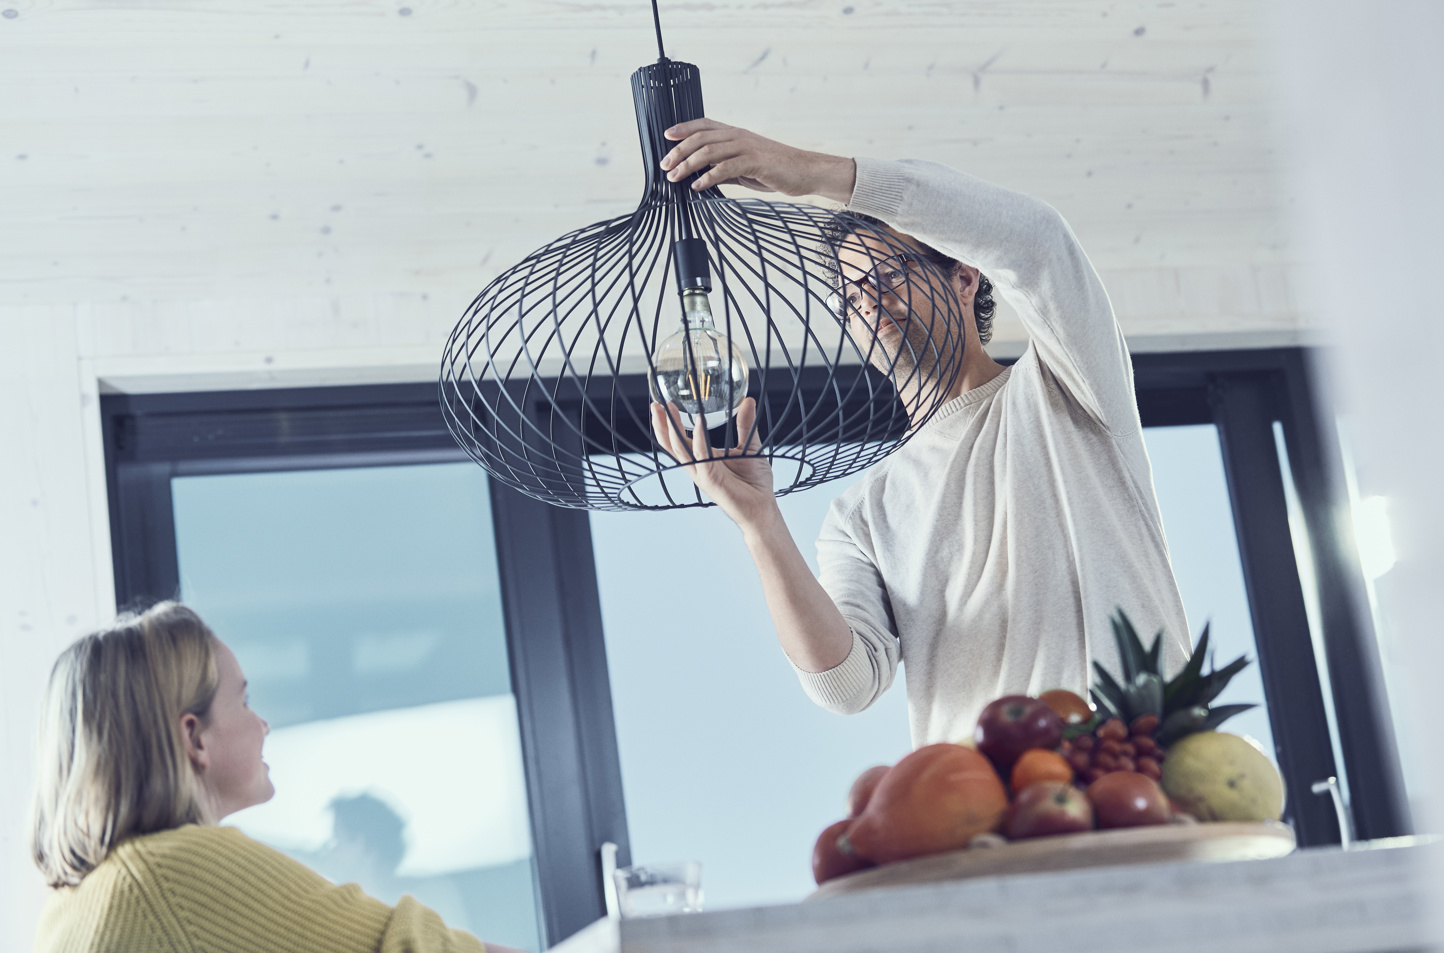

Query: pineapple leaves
1091;662;1130;720
1156;705;1209;746
1200;703;1256;732
1110;609;1149;684
1164;620;1211;708
1089;688;1119;722
1146;629;1163;675
1190;654;1252;708
1096;610;1257;746
1129;672;1164;719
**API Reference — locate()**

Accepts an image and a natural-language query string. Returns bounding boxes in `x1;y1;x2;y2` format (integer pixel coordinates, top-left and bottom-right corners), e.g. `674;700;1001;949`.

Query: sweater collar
916;365;1013;431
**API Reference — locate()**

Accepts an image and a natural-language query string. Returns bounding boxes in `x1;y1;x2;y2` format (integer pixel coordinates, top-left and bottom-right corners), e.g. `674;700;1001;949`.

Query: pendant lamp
439;2;966;510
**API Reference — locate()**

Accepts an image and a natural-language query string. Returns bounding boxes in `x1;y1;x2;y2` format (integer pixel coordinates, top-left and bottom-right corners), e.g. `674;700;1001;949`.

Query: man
649;119;1191;747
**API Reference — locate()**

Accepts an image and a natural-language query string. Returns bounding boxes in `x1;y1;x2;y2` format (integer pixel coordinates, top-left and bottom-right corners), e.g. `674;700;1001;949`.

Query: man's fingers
693;157;753;191
690;406;713;462
736;397;763;453
664;118;726;143
661;129;735;171
650;403;682;461
667;141;747;183
652;402;696;464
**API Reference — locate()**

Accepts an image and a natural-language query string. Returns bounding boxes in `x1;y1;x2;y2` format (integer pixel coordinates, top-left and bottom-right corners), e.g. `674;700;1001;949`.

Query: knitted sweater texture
793;157;1191;745
34;825;487;953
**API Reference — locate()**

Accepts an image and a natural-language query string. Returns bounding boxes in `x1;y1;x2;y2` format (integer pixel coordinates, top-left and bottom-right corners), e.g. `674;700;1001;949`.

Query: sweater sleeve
848;157;1141;437
381;896;488;953
790;495;901;714
130;826;487;953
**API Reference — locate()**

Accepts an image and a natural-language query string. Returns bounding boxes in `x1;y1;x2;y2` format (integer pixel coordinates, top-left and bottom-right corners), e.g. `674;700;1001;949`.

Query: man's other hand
650;396;781;531
660;119;856;204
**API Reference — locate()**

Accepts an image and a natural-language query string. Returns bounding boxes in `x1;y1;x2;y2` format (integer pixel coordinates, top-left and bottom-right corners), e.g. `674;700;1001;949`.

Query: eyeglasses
825;253;939;320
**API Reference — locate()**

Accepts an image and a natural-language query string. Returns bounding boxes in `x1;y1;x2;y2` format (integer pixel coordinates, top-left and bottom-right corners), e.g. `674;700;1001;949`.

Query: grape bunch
1062;714;1165;786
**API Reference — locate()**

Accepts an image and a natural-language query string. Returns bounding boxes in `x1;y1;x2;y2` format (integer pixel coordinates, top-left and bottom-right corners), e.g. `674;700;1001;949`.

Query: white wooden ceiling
1;0;1305;386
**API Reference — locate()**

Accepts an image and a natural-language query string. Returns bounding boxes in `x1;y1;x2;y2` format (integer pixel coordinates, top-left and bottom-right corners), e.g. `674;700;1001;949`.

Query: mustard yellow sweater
34;825;487;953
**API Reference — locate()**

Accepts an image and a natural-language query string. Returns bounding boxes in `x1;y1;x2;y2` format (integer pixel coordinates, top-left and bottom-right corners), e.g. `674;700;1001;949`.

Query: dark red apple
846;765;890;818
1006;780;1095;839
974;695;1065;772
1086;771;1171;829
812;818;874;884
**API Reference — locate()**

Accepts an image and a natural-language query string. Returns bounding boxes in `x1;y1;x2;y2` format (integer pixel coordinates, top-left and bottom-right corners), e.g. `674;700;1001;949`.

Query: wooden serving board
809;822;1296;899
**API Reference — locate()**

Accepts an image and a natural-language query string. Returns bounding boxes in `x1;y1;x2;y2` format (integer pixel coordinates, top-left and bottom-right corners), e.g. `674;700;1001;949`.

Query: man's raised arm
649;400;853;674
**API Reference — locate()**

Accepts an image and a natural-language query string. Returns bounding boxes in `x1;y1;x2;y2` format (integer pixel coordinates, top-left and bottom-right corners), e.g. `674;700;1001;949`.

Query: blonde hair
31;602;221;887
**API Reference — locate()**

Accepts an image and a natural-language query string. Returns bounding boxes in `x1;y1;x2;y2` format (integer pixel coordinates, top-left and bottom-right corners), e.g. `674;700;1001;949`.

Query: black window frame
101;346;1409;945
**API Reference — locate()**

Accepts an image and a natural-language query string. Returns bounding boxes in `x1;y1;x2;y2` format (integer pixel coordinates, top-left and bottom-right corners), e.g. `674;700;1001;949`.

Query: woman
31;602;526;953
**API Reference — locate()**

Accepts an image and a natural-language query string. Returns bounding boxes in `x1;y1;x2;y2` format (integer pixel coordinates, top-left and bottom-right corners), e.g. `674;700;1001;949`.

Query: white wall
2;1;1313;947
1267;0;1444;939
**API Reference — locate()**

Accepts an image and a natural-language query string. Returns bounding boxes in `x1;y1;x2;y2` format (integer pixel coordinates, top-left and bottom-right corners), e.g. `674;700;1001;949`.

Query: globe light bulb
650;288;750;431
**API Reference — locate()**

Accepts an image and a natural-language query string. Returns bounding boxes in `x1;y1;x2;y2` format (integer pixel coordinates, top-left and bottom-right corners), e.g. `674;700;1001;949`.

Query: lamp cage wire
440;19;967;511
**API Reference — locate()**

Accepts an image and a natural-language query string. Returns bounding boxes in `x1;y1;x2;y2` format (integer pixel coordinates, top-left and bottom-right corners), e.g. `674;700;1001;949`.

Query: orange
1038;689;1094;726
1010;748;1074;793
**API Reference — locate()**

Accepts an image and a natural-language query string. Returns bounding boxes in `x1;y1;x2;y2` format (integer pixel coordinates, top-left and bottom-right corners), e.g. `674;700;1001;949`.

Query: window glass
1143;425;1275;755
591;471;911;910
172;463;541;952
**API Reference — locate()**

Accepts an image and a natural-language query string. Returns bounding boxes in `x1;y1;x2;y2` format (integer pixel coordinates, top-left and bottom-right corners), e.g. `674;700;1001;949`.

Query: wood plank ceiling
0;0;1302;372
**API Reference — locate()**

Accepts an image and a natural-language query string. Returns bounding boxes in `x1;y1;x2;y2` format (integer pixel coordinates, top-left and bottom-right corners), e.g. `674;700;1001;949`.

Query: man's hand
650;396;780;532
660;119;857;205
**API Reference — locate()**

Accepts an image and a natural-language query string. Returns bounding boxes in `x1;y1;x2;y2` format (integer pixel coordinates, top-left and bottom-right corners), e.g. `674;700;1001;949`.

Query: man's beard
868;309;945;395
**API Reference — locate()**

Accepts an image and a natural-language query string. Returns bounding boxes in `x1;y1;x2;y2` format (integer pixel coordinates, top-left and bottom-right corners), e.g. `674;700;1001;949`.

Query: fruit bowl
809;822;1295;899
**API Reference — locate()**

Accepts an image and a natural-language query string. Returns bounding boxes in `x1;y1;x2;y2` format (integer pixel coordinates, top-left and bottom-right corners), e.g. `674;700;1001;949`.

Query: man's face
832;229;968;390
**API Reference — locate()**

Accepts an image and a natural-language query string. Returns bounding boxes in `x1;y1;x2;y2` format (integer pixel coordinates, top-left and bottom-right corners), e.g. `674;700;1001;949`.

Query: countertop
553;838;1437;953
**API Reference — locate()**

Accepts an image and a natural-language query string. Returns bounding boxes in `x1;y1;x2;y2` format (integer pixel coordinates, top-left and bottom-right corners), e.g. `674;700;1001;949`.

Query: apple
1006;781;1095;839
846;765;890;818
1086;771;1171;829
812;818;874;884
974;695;1065;772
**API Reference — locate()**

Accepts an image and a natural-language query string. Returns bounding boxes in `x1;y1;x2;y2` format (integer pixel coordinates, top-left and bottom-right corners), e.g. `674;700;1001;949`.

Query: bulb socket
673;238;711;294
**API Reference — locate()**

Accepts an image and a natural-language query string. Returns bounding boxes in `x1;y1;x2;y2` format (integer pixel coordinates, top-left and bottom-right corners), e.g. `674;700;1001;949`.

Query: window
1143;425;1273;752
172;464;541;951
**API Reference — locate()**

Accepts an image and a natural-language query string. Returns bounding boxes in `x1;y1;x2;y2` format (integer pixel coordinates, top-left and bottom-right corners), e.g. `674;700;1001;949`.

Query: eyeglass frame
824;251;956;321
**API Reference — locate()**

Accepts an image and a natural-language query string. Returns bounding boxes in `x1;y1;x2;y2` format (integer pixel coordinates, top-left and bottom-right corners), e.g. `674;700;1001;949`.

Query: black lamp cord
650;0;667;61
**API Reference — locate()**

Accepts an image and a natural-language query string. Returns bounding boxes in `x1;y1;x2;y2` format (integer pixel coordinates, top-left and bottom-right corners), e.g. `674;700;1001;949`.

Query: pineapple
1087;607;1256;747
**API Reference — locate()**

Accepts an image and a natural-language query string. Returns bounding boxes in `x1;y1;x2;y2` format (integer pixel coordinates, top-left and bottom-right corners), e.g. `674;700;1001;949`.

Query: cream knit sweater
793;157;1191;746
34;825;487;953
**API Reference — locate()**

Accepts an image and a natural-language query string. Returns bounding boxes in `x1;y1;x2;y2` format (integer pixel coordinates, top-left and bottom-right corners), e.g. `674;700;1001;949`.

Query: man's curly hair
820;210;996;345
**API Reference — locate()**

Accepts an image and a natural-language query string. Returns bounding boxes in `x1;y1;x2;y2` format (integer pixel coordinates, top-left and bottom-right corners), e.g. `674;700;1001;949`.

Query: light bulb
650;289;750;430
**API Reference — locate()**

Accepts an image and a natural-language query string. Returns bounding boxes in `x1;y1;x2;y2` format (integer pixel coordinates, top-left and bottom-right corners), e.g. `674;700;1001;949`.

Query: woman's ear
180;712;209;772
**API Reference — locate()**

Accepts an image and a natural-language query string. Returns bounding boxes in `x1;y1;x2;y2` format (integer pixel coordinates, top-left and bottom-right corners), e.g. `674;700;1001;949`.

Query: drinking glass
612;861;703;918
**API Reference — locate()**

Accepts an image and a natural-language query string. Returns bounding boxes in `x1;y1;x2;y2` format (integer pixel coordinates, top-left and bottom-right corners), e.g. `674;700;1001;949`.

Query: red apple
974;695;1065;772
1086;771;1171;829
812;818;874;884
846;765;890;818
1006;781;1095;839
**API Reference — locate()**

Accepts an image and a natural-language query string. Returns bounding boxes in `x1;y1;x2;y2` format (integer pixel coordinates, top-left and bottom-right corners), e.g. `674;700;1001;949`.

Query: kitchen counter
553;838;1436;953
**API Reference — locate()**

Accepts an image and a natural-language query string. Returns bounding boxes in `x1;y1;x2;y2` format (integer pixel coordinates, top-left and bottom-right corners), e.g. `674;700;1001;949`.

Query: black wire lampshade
440;58;967;511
